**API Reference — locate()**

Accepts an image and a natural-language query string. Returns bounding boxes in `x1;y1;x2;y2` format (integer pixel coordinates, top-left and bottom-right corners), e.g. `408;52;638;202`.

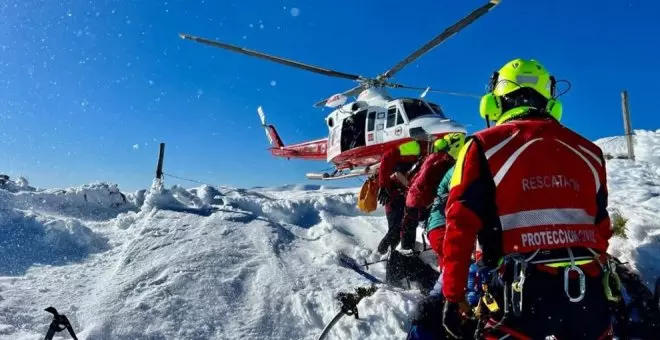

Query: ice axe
44;307;78;340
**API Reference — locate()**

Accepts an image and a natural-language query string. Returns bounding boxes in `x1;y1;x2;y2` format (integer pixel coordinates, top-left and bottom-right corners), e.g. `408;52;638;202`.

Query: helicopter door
327;123;342;161
382;105;405;143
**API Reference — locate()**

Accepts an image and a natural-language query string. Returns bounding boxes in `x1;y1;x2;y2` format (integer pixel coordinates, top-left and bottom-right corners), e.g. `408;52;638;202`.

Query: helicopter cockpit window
402;99;446;120
386;107;397;128
327;117;334;128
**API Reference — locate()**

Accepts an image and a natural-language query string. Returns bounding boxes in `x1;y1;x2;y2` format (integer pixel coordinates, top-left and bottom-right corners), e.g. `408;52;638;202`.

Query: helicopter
180;0;501;180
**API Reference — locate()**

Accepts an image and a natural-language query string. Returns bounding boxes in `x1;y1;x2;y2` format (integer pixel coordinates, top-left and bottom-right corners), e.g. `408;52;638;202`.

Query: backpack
357;177;378;213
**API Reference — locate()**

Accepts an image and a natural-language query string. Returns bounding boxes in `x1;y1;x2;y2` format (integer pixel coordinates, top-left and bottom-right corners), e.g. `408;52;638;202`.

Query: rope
163;172;208;185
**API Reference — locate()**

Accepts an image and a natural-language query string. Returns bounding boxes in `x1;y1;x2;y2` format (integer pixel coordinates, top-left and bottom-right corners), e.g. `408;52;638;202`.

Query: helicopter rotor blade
378;0;500;80
179;33;364;81
388;83;481;99
313;84;365;108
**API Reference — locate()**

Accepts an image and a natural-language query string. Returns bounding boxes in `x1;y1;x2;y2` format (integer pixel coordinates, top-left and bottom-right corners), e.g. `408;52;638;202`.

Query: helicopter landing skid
305;166;377;181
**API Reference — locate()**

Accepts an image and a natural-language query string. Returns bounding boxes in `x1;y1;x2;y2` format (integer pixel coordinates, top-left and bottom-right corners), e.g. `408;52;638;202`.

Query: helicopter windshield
401;99;446;120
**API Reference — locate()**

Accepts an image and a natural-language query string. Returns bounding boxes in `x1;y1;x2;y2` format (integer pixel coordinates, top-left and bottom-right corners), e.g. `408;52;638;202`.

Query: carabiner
603;259;622;302
564;265;586;303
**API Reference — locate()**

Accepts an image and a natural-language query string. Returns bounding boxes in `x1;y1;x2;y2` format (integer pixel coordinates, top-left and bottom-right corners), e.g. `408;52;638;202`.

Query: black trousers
400;206;430;250
485;266;613;339
379;194;405;252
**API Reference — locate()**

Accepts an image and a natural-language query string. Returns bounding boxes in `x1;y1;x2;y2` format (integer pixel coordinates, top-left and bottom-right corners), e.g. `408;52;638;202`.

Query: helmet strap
485;114;491;128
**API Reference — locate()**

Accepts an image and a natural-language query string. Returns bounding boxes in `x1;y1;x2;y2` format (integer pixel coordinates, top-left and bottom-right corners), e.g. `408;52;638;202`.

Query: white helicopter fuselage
324;88;467;163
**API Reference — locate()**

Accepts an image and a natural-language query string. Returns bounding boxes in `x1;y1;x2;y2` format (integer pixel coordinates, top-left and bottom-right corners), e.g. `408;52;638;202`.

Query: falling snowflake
132;144;139;150
270;80;277;87
197;89;204;99
290;8;300;17
259;24;264;29
249;23;254;28
148;80;154;85
242;35;247;40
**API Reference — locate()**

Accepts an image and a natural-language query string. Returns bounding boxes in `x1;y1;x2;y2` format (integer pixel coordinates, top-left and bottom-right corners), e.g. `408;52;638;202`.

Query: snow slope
0;129;659;340
597;130;660;284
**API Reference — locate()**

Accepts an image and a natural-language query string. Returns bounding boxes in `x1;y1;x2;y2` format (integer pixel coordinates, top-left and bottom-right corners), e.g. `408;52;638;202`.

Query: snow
0;130;659;339
595;129;660;165
597;129;660;285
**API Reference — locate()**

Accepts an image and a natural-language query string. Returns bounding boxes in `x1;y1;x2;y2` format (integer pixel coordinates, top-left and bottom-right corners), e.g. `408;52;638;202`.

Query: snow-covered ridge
0;130;659;339
596;129;660;165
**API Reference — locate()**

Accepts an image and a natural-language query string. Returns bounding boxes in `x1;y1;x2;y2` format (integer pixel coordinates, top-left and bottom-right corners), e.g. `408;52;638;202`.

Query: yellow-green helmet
480;58;563;125
398;140;421;156
493;59;553;99
433;133;466;159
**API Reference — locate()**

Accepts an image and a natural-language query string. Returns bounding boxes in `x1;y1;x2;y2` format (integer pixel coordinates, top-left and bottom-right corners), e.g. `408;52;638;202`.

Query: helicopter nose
409;117;467;137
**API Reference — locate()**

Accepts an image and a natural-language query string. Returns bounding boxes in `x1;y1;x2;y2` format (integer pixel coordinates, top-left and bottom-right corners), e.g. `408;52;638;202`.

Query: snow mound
596;129;660;165
223;187;361;228
141;180;215;215
1;182;137;221
0;203;109;276
0;181;406;339
0;175;35;192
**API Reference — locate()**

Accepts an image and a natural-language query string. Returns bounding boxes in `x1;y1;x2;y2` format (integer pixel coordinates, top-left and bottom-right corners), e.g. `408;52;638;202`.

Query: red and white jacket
442;117;612;303
405;151;454;209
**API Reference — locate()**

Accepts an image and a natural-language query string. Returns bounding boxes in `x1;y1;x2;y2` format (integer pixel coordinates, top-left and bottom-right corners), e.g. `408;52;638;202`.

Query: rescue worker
384;135;460;292
416;133;466;263
441;58;614;339
398;133;463;253
377;140;423;254
406;134;479;340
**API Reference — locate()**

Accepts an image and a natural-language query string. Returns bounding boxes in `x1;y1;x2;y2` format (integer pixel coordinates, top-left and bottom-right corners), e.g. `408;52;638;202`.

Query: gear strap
44;307;78;340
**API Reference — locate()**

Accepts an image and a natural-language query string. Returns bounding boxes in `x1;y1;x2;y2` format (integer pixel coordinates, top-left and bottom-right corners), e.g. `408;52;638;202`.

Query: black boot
377;231;400;254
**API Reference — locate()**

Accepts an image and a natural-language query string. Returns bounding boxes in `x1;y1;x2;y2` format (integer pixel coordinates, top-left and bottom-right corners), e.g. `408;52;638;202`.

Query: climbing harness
43;307;78;340
317;285;378;340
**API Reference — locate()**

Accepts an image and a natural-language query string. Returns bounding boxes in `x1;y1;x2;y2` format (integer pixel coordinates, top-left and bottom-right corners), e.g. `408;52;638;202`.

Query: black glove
442;301;469;339
377;187;391;206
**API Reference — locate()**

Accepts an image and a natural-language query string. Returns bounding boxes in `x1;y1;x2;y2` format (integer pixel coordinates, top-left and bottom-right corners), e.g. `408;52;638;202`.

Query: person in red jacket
376;140;423;254
398;134;464;253
441;58;614;339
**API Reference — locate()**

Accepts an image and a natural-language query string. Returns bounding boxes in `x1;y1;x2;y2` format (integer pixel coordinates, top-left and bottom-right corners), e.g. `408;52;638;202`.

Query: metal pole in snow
621;91;635;161
156;143;166;180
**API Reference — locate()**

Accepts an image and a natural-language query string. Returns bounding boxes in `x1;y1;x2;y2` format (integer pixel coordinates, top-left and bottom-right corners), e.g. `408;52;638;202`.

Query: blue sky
0;0;658;192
